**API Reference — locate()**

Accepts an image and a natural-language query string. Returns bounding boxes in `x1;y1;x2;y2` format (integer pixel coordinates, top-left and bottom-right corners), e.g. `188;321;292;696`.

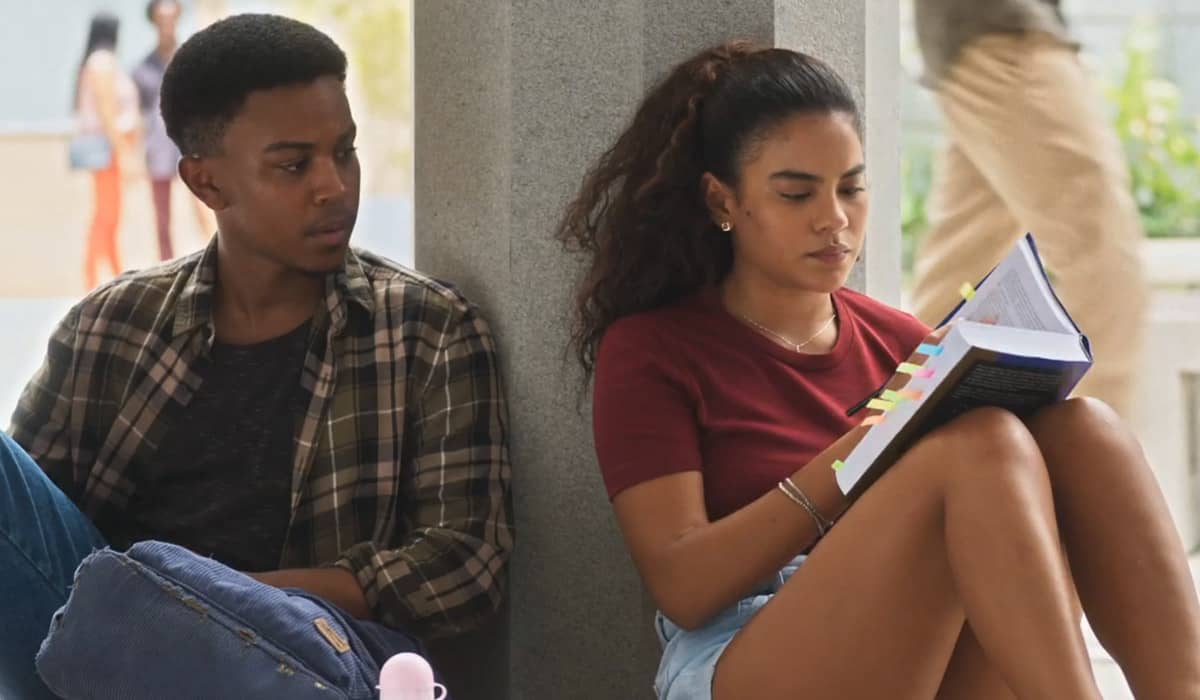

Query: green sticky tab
866;398;895;411
896;362;922;375
881;389;905;402
831;459;845;472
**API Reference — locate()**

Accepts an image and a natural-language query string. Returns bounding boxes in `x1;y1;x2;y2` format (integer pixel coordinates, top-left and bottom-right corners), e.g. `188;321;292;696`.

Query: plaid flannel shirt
9;240;513;639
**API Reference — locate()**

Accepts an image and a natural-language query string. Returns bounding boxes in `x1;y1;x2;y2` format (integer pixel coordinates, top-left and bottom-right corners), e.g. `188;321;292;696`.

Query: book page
957;321;1091;362
949;236;1077;335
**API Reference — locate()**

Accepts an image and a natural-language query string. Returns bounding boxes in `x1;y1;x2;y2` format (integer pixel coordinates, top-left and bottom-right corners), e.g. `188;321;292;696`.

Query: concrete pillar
414;2;900;698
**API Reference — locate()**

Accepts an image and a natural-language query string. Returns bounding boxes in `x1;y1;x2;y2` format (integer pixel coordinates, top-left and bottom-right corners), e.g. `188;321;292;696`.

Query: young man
909;0;1147;418
2;13;511;698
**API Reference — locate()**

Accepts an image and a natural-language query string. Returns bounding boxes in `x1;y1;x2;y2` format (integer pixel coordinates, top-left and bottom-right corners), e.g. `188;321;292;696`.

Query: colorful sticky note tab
959;282;976;301
914;369;936;378
898;389;924;401
862;415;884;426
916;343;944;356
880;389;906;403
831;459;845;472
866;398;895;412
896;362;922;375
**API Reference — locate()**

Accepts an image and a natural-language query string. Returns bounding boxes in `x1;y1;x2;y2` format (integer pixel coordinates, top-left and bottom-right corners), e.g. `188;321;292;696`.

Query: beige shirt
915;0;1076;85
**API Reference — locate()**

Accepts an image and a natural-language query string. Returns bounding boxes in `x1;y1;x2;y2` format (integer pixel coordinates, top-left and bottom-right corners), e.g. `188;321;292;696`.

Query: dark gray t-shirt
915;0;1073;85
109;320;312;572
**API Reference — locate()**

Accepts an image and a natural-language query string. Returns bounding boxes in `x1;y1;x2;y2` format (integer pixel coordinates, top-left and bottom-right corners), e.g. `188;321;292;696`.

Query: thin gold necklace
733;307;838;353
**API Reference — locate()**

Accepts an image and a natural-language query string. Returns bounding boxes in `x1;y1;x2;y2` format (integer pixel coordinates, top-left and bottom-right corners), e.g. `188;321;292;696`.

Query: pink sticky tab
914;369;935;378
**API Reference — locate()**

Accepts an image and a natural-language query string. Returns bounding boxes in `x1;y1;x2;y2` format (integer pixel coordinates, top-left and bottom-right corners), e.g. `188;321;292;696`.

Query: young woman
74;12;140;290
558;41;1200;700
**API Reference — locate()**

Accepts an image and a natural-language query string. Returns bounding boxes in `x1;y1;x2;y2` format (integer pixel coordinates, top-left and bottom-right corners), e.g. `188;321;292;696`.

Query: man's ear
700;172;735;230
179;155;229;211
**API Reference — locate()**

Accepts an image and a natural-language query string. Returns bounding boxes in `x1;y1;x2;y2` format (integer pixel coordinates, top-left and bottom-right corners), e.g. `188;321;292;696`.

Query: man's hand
247;568;372;620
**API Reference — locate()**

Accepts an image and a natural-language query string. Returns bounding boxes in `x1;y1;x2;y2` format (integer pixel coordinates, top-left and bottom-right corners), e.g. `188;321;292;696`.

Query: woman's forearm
643;426;866;629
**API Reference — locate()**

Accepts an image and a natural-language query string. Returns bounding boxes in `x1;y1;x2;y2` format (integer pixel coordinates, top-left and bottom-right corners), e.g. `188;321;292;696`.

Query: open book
835;233;1092;500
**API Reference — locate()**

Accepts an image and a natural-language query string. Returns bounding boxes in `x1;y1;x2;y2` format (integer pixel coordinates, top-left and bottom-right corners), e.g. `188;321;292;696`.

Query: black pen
845;378;890;417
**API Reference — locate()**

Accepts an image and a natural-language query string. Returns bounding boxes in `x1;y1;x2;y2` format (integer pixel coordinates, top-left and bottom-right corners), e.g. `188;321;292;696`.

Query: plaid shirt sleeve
9;306;83;497
335;302;514;638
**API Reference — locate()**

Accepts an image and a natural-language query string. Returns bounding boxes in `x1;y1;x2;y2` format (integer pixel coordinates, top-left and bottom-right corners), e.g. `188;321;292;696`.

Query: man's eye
280;160;308;173
780;192;813;201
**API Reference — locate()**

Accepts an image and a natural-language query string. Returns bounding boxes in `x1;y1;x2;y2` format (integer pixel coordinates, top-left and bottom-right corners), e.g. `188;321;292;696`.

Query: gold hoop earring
719;221;732;232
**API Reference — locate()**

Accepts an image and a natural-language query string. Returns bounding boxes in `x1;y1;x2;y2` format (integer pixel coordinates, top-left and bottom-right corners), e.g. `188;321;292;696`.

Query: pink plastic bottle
377;652;448;700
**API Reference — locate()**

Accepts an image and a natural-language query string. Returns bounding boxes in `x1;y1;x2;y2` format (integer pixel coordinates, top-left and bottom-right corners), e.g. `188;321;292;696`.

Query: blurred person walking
910;0;1148;418
73;12;140;291
133;0;217;261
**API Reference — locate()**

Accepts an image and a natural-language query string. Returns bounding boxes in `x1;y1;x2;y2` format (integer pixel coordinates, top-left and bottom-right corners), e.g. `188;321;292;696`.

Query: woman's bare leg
936;526;1085;698
935;624;1017;700
1027;397;1200;699
712;408;1100;700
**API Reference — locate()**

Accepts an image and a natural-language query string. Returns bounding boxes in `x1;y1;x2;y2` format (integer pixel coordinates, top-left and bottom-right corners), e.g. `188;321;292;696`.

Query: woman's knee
1028;396;1125;442
912;407;1046;487
942;407;1040;462
1029;396;1150;487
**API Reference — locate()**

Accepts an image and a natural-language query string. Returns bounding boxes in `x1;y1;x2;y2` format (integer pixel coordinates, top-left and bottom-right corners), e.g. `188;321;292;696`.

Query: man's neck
212;240;325;345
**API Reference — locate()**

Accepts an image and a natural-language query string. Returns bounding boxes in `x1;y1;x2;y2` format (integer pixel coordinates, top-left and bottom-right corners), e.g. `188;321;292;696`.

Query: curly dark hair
161;13;347;156
556;41;860;380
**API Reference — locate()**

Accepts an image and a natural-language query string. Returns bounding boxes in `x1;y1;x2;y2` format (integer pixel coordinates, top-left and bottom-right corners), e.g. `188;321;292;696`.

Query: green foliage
293;0;411;120
900;142;933;276
291;0;412;194
1106;18;1200;238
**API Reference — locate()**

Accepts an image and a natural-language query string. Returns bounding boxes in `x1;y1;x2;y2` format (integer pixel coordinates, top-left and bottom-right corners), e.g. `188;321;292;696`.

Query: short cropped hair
160;13;347;155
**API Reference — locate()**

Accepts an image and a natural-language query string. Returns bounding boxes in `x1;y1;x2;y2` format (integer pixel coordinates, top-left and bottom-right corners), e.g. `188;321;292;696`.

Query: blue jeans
0;431;105;699
0;432;438;699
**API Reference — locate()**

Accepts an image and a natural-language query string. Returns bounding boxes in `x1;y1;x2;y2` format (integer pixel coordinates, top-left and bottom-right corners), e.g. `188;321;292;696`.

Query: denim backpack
35;541;432;699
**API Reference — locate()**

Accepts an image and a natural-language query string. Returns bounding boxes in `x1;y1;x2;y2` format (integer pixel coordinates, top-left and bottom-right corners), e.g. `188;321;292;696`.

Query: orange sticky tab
862;415;884;426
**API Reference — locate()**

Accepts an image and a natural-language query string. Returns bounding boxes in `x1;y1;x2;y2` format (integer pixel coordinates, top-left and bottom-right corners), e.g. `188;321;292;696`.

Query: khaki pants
911;33;1147;417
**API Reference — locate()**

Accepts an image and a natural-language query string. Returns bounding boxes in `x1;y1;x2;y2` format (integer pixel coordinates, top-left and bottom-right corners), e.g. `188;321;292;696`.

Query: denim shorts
653;556;806;700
